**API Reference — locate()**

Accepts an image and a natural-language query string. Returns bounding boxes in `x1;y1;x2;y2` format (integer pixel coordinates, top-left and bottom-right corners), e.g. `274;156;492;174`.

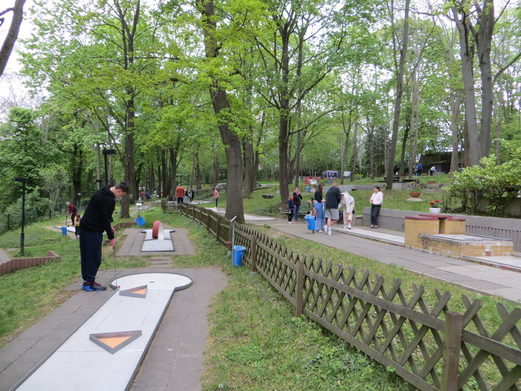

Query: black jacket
325;186;341;209
80;186;115;239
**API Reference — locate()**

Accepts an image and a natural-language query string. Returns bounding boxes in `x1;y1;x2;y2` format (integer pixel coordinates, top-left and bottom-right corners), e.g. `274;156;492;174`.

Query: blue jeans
293;203;301;221
370;204;381;226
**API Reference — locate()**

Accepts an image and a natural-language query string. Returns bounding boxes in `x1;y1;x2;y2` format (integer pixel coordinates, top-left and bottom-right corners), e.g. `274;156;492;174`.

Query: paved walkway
253;219;521;303
0;267;228;391
0;248;10;264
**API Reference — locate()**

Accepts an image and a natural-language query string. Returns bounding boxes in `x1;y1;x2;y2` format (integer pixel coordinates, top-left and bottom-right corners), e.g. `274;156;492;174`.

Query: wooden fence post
250;237;258;273
441;311;463;391
295;261;305;317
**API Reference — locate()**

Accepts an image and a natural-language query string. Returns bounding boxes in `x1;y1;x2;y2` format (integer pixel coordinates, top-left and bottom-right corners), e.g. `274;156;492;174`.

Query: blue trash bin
232;245;246;267
60;226;68;236
304;214;316;232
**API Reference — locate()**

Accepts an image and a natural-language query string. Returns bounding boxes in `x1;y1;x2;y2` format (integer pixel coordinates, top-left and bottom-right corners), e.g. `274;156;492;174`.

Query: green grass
203;270;407;391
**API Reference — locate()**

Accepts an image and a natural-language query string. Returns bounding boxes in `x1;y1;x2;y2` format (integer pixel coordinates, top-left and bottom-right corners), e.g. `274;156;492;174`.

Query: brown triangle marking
119;284;148;298
90;330;142;354
99;335;131;349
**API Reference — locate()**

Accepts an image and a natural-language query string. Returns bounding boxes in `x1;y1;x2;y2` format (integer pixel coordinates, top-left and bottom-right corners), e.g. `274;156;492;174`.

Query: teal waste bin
60;226;68;236
304;214;316;232
232;245;246;267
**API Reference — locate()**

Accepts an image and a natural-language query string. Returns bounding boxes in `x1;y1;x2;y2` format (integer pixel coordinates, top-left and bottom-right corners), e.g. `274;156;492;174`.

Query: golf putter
113;244;120;289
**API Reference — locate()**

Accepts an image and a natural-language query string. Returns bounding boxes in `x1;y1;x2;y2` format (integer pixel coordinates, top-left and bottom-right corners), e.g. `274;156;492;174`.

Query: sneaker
343;225;348;229
82;281;106;292
374;225;378;229
348;224;352;229
370;225;374;228
92;281;107;291
328;230;332;235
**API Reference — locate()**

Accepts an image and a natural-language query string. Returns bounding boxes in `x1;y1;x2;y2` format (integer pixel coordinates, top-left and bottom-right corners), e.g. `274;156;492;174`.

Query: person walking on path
314;183;324;203
79;181;128;292
369;186;384;228
175;185;185;204
325;183;342;235
213;188;220;208
292;187;303;222
67;202;77;226
416;162;423;176
73;214;81;239
339;191;355;229
287;195;295;223
313;199;325;232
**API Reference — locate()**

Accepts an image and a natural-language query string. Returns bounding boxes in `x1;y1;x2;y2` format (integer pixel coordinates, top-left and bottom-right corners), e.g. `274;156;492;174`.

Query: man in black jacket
79;182;128;291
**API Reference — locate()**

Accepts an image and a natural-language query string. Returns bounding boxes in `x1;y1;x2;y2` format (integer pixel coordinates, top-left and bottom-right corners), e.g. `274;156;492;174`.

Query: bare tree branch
0;0;26;76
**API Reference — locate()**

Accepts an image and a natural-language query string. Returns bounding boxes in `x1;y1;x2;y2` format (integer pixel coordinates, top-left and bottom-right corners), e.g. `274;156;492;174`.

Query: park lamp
14;177;28;256
102;148;116;186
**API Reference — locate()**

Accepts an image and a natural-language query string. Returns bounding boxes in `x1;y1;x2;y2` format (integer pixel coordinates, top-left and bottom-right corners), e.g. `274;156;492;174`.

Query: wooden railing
179;204;521;391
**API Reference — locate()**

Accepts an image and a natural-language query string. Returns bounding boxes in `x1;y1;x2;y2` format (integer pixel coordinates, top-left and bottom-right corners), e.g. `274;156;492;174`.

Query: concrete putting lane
15;273;192;391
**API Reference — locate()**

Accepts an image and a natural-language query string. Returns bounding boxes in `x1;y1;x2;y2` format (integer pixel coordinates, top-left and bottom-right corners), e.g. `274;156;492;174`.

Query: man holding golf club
79;182;128;292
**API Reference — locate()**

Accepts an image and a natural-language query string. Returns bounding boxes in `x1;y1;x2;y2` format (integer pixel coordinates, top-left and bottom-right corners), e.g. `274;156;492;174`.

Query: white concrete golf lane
16;273;192;391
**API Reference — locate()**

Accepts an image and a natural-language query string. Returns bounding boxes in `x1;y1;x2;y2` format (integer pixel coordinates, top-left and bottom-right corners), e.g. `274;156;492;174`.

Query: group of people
287;184;384;234
416;163;438;176
175;186;196;204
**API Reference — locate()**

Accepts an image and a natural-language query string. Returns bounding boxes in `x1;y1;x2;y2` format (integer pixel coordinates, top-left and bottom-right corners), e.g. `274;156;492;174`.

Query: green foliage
447;141;521;216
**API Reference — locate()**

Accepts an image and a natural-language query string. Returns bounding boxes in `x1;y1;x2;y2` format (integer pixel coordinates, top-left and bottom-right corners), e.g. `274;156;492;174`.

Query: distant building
420;151;463;174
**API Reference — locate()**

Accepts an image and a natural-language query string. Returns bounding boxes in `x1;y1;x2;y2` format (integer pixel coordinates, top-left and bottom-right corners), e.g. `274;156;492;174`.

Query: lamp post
102;148;116;186
14;177;27;256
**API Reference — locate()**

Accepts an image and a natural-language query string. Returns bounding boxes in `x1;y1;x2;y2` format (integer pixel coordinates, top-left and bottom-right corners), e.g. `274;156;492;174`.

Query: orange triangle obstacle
89;330;142;354
119;285;148;298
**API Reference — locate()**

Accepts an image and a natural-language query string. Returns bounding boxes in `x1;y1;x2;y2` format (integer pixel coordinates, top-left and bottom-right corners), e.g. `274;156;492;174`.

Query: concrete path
207;207;276;221
0;267;228;391
255;219;521;303
0;248;10;264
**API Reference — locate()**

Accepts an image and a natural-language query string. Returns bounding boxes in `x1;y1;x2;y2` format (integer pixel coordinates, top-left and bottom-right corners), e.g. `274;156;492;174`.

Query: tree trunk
160;150;168;198
242;134;254;197
452;7;480;166
399;116;409;177
169;145;179;194
0;0;26;76
408;70;420;178
476;0;494;158
71;144;83;204
449;90;462;172
198;0;244;223
340;109;352;185
212;152;219;189
351;122;358;182
386;0;410;190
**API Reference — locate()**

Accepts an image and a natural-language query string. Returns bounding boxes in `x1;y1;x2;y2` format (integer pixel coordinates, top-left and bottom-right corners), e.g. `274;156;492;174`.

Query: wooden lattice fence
178;204;521;391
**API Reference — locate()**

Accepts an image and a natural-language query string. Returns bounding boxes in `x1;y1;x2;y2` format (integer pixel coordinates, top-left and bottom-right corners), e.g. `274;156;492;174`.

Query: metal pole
230;216;237;262
20;181;25;256
103;151;109;186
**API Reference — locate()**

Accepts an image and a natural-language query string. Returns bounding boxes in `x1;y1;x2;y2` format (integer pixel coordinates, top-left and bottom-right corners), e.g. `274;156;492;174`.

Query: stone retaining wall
362;207;521;252
0;251;61;275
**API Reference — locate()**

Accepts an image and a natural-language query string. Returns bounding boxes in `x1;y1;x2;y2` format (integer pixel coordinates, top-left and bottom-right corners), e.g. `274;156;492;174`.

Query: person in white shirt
369;186;383;228
339;191;355;229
